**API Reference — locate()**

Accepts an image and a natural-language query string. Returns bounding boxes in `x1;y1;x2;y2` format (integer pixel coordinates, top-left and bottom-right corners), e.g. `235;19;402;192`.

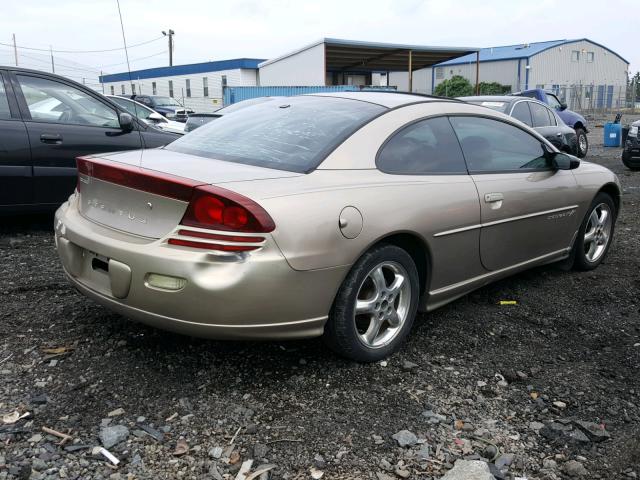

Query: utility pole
12;33;18;66
50;45;55;73
162;29;175;66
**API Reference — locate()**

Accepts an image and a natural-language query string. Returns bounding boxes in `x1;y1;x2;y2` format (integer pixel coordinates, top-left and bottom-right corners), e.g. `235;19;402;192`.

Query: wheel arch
360;231;432;300
574;121;586;131
597;182;621;216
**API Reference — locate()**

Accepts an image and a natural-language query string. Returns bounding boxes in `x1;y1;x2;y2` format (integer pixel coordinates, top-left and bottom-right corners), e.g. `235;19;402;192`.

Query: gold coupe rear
55;92;620;361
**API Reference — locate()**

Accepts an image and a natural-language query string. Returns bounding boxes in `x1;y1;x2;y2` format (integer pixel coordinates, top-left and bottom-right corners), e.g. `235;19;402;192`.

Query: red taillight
75;156;275;252
180;185;275;233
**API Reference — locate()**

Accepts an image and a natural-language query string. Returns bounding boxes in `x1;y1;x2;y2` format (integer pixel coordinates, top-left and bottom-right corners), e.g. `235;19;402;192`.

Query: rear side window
0;74;11;119
529;102;552;127
511;102;532;127
377;117;467;174
166;96;385;173
450;116;548;172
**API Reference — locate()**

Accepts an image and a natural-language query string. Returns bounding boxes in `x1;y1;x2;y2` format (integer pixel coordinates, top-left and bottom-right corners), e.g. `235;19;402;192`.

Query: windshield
110;97;154;120
153;96;182;107
546;94;562;109
166;96;385;173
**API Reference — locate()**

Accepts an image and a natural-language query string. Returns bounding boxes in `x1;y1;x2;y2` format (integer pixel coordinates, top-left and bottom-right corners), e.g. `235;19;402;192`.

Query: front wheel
572;193;616;271
622;151;640;170
324;244;420;362
575;127;588;158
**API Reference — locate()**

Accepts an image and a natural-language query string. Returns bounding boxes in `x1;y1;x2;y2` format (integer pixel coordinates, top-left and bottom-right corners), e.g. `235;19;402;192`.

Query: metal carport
322;38;479;91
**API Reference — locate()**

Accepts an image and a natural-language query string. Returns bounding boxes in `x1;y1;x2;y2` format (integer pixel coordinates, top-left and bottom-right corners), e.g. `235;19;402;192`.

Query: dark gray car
460;95;579;156
0;67;180;213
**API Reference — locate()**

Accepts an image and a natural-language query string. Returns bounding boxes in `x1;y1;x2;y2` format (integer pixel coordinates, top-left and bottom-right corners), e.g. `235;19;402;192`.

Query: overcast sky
0;0;636;84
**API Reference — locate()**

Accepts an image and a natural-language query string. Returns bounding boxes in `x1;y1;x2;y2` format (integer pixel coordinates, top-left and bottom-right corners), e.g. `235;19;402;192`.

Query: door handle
40;133;63;145
484;193;504;203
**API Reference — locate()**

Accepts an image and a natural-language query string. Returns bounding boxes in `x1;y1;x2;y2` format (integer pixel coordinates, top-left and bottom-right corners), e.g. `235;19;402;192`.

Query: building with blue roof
388;38;629;110
99;58;265;112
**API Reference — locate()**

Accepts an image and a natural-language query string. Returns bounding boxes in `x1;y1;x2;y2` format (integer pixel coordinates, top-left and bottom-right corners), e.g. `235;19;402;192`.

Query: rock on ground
441;460;496;480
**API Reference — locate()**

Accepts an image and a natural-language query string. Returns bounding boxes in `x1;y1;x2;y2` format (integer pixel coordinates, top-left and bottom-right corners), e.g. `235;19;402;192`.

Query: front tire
622;151;640;170
324;244;420;362
575;127;588;158
572;193;616;271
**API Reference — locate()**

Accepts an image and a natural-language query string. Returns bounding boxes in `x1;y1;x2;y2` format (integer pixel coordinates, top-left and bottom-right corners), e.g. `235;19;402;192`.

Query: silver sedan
54;92;619;361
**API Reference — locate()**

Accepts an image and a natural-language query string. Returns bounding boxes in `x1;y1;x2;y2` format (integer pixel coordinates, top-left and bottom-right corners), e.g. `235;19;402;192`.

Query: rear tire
324;244;420;362
572;193;616;271
575;127;588;158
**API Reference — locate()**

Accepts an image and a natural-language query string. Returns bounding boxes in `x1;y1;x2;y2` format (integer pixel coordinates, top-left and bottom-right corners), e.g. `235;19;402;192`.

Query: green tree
478;81;511;95
434;75;473;97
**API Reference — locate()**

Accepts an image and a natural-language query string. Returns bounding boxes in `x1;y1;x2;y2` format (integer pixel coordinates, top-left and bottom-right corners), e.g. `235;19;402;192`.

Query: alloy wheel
353;261;411;348
579;134;588;155
583;203;612;263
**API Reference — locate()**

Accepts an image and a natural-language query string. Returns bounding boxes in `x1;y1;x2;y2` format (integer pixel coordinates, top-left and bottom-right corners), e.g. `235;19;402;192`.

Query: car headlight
164;112;176;119
630;126;638;138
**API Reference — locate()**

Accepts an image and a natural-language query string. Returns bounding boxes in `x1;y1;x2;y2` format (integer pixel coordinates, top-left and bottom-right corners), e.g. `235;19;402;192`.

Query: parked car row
461;95;580;156
106;95;186;135
511;88;590;158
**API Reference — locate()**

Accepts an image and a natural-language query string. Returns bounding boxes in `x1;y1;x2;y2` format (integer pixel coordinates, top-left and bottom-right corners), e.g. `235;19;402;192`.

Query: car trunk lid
76;149;300;238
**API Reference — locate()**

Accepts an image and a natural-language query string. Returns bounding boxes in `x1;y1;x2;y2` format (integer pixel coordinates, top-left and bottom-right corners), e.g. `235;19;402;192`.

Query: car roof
308;91;461;108
460;95;516;103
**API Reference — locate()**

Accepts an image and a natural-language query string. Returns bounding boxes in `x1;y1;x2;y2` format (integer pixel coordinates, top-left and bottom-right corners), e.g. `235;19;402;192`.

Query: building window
110;86;114;95
221;75;228;87
131;84;136;95
121;84;125;95
435;67;444;80
168;80;174;97
186;79;191;98
203;77;208;97
587;52;594;63
571;50;580;62
152;82;157;95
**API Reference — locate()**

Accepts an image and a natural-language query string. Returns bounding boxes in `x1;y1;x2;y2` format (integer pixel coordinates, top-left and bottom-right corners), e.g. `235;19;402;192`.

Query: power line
0;35;164;54
97;50;168;69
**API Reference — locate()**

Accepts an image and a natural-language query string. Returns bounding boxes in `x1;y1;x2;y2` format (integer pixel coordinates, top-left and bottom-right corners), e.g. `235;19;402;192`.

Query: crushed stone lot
1;125;639;480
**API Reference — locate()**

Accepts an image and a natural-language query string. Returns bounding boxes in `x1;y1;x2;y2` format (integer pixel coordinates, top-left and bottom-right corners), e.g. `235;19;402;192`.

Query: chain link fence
528;83;635;117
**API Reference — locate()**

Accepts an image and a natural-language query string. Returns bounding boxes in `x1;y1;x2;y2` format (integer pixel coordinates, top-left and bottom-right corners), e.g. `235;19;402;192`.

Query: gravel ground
1;125;639;480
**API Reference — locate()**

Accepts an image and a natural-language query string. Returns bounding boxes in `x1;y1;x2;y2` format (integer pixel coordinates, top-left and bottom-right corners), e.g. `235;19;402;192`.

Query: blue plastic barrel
604;122;622;147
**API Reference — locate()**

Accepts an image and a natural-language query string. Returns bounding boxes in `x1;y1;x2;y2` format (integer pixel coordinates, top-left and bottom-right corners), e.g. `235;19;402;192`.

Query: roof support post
408;49;413;92
475;50;480;94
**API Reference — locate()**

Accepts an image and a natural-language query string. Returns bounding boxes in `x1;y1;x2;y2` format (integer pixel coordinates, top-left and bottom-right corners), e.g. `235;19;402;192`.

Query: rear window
165;96;385;173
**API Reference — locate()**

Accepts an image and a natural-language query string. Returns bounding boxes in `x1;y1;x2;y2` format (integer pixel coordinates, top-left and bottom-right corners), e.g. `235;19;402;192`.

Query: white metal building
258;38;478;88
389;38;629;109
99;58;265;112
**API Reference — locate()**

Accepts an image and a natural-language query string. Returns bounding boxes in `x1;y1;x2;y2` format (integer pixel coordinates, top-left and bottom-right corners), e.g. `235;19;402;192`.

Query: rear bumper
54;196;347;340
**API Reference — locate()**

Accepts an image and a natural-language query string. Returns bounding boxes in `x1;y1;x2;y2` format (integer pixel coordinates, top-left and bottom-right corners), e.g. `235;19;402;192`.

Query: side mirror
148;112;166;123
119;112;134;132
559;102;568;111
550;151;580;170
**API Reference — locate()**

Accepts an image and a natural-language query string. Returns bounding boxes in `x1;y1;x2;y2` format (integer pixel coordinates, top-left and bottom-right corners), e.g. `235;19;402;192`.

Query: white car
106;95;185;135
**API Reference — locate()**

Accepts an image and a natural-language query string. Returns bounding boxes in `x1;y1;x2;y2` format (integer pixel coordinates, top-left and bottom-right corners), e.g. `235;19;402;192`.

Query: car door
528;101;564;150
0;70;33;207
11;71;143;205
449;115;580;271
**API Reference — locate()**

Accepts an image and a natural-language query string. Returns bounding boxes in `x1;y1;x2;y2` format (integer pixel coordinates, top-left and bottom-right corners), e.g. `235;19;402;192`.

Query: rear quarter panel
225;169;484;292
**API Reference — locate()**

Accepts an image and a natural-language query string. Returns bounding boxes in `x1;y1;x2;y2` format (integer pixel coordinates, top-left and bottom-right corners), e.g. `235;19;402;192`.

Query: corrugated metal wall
223;85;395;105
